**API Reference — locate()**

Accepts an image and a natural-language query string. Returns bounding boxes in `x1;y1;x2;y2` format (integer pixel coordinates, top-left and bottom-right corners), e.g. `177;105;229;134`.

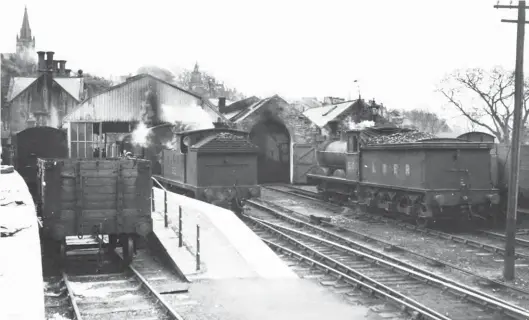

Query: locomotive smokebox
317;140;347;169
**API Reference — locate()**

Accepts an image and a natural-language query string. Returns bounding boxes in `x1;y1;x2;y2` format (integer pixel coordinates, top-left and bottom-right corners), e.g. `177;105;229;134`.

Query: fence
151;178;200;270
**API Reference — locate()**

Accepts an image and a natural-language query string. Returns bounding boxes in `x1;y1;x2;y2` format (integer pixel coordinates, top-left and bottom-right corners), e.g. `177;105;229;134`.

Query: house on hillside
303;98;385;137
2;51;83;143
62;73;228;158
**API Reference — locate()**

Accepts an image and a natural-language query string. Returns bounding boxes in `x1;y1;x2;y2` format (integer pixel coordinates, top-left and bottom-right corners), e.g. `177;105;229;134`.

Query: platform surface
152;188;298;280
0;169;45;320
165;278;387;320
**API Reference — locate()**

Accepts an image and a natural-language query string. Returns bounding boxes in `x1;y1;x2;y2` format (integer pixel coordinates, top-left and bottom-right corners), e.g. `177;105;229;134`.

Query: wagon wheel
414;203;431;229
59;238;67;261
121;235;134;266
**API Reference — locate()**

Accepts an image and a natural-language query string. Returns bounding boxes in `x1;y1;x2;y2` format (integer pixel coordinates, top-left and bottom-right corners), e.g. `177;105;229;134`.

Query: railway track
244;198;529;320
44;236;185;320
263;185;529;259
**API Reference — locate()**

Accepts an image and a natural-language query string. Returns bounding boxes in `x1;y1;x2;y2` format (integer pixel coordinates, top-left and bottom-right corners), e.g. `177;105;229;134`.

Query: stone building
3;51;84;141
218;95;319;184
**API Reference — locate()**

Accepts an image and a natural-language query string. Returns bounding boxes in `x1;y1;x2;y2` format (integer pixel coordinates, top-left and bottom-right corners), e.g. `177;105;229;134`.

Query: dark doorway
250;121;290;184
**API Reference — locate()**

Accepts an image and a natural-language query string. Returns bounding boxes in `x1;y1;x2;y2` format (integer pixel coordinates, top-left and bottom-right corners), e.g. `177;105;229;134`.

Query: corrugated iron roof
7;77;38;101
63;74;225;124
54;77;83;101
303;100;359;128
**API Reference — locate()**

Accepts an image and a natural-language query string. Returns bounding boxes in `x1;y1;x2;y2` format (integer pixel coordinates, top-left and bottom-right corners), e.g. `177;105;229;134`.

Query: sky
0;0;525;131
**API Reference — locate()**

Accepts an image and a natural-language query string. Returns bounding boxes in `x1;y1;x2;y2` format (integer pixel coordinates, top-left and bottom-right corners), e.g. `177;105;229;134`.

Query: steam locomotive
307;127;501;227
122;124;261;211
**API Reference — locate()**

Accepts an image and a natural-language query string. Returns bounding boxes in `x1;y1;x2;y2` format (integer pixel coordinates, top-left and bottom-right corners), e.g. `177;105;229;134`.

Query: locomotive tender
307;127;501;227
123;125;261;211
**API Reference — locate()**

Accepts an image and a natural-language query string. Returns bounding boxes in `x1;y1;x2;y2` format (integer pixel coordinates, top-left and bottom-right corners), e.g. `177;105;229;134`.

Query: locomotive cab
157;128;261;211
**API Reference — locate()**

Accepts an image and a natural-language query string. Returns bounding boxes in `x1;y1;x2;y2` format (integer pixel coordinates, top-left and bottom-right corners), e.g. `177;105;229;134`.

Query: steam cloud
348;120;375;130
130;102;215;149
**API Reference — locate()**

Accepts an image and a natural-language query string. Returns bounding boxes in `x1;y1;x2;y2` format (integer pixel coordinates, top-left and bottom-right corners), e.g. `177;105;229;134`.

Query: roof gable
231;95;288;123
63;73;225;123
7;77;38;101
303;99;364;128
7;75;84;102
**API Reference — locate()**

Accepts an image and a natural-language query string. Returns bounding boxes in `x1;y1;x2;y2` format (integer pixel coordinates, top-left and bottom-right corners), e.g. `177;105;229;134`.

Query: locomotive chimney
37;51;46;72
46;51;54;70
218;97;227;113
213;117;228;128
328;121;339;139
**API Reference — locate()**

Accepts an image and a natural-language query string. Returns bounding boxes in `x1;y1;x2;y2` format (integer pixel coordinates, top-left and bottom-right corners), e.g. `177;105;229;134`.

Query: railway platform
151;188;297;280
0;168;45;320
151;188;386;319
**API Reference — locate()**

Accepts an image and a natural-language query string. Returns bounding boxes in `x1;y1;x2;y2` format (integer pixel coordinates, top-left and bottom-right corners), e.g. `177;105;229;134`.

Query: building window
70;122;94;158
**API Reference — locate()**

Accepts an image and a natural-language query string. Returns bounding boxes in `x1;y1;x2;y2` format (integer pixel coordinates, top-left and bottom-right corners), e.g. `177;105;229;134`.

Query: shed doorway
250;120;290;184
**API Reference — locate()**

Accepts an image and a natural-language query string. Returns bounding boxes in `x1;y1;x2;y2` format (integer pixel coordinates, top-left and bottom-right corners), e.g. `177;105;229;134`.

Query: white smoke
129;101;214;150
348;120;375;130
49;107;59;128
131;122;151;148
160;103;214;130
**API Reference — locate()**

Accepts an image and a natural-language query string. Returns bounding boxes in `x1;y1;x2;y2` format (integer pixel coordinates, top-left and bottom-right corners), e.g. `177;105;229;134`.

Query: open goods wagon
37;158;153;264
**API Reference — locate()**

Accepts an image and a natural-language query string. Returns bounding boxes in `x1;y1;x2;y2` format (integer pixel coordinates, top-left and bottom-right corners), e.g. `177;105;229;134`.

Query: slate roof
6;75;84;102
303;100;365;128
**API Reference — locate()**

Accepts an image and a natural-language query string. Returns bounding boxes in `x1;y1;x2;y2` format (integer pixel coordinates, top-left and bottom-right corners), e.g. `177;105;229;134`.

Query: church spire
19;6;32;40
16;6;35;55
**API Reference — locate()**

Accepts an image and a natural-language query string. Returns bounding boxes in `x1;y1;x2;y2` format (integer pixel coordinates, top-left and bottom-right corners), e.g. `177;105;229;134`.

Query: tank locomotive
307;127;501;227
123;125;261;211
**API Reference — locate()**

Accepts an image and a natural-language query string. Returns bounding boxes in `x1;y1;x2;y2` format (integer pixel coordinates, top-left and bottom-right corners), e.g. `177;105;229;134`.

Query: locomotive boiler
308;127;501;227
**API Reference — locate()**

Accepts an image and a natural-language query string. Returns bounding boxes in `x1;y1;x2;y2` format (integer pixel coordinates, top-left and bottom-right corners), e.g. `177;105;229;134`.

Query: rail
243;206;529;319
244;198;529;313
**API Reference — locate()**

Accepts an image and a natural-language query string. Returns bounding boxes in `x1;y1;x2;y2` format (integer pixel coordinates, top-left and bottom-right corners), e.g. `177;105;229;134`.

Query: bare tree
401;109;451;134
437;67;529;144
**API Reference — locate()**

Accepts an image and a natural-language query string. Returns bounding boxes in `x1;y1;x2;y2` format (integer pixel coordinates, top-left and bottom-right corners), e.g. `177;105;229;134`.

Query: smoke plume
130;102;215;150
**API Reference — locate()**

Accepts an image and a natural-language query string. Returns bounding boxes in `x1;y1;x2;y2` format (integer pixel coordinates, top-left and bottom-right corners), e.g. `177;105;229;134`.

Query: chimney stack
46;51;54;70
218;97;227;113
37;51;46;71
53;60;59;73
59;60;66;75
65;69;71;77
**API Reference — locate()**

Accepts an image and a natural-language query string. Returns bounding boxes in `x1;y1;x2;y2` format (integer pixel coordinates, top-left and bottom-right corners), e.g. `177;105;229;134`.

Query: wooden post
196;224;200;271
164;190;168;228
98;122;103;159
495;0;528;281
178;206;183;248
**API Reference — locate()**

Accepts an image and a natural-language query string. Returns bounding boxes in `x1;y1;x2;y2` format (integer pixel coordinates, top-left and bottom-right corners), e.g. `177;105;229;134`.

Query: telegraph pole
494;0;528;281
